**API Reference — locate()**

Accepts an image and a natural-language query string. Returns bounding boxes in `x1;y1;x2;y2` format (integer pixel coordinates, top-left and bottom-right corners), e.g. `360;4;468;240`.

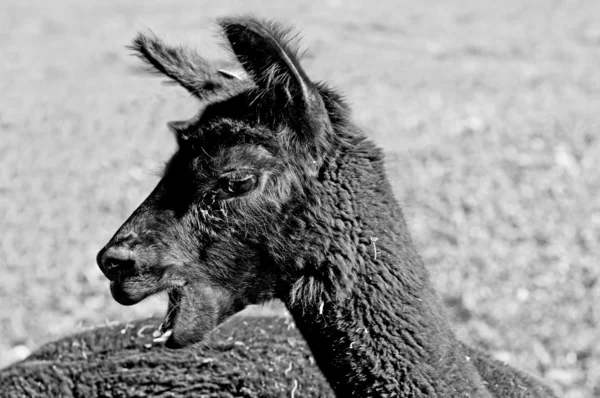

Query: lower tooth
153;329;173;343
152;324;163;338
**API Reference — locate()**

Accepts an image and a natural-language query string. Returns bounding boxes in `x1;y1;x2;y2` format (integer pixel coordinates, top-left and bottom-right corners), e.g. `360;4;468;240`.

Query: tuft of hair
289;275;328;312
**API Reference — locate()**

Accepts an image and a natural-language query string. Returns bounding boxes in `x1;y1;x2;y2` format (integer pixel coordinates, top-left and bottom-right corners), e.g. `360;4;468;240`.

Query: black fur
0;317;334;397
96;17;557;397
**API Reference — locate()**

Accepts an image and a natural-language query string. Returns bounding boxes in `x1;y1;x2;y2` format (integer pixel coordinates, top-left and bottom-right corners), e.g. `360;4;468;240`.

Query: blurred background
1;0;599;396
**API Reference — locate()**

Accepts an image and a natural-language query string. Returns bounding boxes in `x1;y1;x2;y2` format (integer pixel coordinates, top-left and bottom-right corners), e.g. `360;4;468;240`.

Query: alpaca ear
219;18;332;153
130;32;252;102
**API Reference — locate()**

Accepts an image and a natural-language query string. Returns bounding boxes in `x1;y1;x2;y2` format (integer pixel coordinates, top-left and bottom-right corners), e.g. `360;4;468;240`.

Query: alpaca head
97;18;346;348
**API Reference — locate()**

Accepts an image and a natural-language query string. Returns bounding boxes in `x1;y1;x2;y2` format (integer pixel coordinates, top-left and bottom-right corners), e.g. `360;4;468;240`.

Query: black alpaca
95;17;557;397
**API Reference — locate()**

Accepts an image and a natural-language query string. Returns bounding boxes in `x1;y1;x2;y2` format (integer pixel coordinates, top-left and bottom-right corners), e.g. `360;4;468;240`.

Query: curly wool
0;317;555;398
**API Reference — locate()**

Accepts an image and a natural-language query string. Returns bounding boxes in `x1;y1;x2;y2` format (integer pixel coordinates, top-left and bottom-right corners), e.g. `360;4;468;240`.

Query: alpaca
96;17;557;397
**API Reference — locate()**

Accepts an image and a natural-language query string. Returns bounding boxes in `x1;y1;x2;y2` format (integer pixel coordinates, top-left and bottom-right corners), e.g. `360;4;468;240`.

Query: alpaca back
1;316;556;397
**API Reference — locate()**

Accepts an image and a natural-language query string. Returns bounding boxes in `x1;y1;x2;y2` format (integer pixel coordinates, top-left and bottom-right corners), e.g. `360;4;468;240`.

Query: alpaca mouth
108;272;218;349
150;281;219;349
152;288;182;344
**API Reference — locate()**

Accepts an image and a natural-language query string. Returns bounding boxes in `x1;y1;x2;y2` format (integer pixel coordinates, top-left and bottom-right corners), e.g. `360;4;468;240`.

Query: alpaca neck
286;141;490;397
287;258;489;397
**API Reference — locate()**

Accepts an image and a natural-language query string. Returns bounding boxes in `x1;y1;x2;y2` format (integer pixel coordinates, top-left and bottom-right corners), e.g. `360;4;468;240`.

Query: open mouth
144;281;221;349
110;275;225;349
152;288;182;344
109;277;190;347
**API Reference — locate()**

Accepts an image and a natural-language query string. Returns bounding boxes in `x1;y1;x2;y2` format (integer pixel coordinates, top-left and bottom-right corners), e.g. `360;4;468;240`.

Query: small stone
10;345;31;361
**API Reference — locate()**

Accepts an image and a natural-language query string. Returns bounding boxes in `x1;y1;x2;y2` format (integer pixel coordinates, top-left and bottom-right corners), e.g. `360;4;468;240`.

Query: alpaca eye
219;173;258;198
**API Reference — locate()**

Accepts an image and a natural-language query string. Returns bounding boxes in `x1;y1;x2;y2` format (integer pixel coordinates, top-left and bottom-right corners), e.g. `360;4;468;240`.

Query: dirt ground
1;1;599;396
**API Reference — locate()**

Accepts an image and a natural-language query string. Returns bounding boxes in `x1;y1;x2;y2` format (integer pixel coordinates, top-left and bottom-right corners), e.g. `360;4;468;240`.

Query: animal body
0;315;556;397
91;17;557;397
0;316;333;397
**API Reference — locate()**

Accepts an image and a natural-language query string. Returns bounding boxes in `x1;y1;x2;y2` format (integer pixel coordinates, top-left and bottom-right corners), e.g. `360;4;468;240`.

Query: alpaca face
97;18;334;348
98;115;301;348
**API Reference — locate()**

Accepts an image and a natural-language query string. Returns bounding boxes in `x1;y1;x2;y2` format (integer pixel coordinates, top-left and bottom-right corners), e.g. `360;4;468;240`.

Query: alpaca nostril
97;246;137;280
106;257;136;272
